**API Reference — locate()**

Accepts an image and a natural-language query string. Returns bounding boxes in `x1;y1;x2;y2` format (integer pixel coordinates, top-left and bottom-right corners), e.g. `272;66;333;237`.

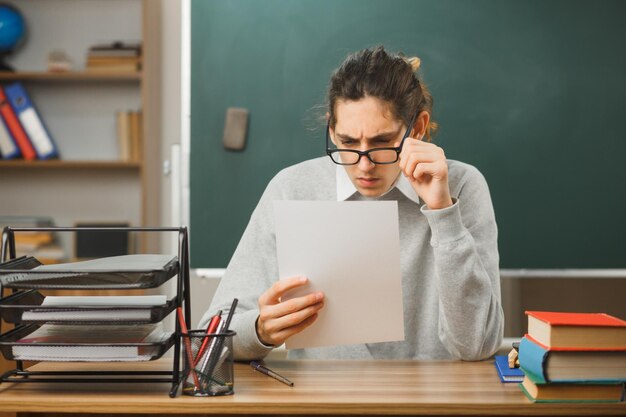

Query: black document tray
1;226;191;396
0;255;179;289
0;323;175;362
0;256;42;271
0;290;177;325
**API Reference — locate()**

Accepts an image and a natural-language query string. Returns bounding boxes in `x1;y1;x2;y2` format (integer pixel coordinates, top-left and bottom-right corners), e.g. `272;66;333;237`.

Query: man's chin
356;186;386;198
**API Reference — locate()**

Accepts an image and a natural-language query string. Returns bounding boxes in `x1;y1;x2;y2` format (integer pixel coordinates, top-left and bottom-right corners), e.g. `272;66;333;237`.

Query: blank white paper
274;200;405;350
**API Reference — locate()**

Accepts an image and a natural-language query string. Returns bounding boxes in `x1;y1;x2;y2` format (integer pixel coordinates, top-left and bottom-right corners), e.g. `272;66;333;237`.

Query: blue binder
4;82;59;159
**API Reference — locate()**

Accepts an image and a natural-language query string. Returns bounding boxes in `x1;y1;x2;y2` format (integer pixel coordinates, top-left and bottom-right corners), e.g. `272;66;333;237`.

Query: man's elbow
441;321;504;361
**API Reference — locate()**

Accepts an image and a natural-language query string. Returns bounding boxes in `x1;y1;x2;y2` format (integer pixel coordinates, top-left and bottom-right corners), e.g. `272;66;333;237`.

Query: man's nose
357;153;375;170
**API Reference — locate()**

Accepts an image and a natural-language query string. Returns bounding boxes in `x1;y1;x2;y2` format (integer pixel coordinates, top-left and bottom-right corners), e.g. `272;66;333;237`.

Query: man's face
330;96;405;197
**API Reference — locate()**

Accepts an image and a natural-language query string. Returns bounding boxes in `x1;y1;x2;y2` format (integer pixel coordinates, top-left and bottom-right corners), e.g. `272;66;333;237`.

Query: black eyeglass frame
326;110;419;166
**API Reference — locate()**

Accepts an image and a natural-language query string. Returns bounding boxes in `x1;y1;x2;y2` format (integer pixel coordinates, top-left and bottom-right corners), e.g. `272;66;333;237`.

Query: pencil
250;361;294;387
177;307;200;389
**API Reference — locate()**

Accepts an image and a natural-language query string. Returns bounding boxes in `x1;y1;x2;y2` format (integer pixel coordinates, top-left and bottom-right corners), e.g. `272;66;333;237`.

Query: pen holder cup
181;330;236;396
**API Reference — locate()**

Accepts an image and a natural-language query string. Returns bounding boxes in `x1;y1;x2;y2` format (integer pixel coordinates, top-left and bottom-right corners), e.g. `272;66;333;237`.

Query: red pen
193;310;222;367
177;307;200;388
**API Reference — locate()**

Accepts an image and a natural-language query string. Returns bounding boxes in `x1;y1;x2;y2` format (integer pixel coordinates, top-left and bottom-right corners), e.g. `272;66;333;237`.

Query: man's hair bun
407;56;421;71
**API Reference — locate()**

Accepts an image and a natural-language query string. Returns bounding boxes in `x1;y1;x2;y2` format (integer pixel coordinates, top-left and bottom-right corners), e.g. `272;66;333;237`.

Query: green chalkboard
190;0;626;269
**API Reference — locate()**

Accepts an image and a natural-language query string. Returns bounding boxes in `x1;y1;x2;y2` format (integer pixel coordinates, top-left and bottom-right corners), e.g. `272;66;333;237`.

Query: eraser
222;107;249;151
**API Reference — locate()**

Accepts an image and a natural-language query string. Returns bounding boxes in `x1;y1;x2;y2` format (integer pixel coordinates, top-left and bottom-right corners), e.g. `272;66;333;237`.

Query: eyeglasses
326;110;419;166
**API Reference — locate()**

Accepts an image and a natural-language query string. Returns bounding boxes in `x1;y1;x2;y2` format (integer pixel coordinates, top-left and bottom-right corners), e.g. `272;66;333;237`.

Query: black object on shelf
0;226;192;397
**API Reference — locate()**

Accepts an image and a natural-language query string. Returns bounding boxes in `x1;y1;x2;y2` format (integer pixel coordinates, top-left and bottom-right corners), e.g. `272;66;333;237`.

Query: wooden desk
0;359;624;416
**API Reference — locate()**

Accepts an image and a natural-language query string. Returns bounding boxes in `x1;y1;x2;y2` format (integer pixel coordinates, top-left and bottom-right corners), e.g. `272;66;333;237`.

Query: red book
0;86;36;160
526;311;626;350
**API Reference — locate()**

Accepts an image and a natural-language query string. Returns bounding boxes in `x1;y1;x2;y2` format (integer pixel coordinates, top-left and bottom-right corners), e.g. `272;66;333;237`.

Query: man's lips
357;177;380;187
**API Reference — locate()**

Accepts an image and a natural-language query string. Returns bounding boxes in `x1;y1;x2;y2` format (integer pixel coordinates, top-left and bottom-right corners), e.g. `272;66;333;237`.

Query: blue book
519;336;626;383
494;355;524;383
4;82;59;159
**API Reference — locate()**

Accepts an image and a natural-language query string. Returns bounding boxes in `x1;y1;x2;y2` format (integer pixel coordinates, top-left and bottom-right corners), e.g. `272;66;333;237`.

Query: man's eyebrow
335;131;399;141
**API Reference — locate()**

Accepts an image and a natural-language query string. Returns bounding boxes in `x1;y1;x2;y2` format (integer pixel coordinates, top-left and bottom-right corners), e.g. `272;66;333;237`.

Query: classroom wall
501;274;626;336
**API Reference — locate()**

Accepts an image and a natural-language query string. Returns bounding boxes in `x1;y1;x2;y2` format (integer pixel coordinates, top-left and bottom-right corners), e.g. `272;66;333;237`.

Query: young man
200;46;503;361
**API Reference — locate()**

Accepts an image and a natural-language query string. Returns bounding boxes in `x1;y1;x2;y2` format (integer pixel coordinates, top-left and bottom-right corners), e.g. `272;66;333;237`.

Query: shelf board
0;160;141;170
0;71;142;82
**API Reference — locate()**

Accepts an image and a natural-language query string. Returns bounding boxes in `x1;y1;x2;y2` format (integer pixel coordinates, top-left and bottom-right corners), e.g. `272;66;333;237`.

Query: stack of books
519;311;626;403
86;42;142;73
116;110;143;162
0;82;58;161
0;217;65;264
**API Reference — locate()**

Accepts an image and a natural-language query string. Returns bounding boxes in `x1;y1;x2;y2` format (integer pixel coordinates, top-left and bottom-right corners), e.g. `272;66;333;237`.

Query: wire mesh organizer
0;226;192;397
181;330;236;396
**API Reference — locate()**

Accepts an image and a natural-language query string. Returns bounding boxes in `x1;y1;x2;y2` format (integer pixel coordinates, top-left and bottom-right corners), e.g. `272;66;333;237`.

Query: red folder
0;86;36;160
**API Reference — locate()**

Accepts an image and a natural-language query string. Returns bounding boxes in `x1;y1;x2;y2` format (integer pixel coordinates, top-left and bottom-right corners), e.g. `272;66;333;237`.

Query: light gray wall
1;0;143;256
8;0;142;161
156;0;217;329
157;0;182;253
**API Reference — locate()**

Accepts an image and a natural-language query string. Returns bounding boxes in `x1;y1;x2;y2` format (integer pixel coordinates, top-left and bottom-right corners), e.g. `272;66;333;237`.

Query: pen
250;361;294;387
197;320;226;383
194;310;222;367
200;298;238;389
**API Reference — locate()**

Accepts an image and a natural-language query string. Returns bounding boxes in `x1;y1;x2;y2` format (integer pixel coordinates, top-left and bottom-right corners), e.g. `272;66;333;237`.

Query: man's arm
421;164;504;360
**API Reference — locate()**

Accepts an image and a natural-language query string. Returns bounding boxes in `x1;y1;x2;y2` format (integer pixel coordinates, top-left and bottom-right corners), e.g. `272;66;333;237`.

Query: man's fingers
411;161;448;182
262;301;324;335
256;276;325;346
399;143;443;171
269;313;320;345
400;152;435;176
260;291;324;323
259;275;308;305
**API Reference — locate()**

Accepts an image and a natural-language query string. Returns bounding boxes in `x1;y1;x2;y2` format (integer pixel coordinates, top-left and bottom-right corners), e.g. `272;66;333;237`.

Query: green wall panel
190;0;626;268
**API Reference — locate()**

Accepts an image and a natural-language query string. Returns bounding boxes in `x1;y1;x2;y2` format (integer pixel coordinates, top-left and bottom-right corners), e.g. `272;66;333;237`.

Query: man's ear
329;127;337;146
327;113;337;146
412;111;430;140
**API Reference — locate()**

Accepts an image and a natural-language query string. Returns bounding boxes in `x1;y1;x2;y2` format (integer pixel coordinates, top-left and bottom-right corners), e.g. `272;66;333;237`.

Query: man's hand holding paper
255;275;325;347
274;200;405;350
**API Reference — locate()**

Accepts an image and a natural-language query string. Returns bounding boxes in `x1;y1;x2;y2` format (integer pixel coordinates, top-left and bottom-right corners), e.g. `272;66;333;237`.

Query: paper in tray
0;323;175;362
0;290;177;324
0;254;179;289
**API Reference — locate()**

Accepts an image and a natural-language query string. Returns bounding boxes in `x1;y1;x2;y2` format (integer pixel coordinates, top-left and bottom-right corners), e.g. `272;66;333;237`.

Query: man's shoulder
447;159;490;198
447;159;486;183
282;156;333;173
272;156;333;183
266;156;335;198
